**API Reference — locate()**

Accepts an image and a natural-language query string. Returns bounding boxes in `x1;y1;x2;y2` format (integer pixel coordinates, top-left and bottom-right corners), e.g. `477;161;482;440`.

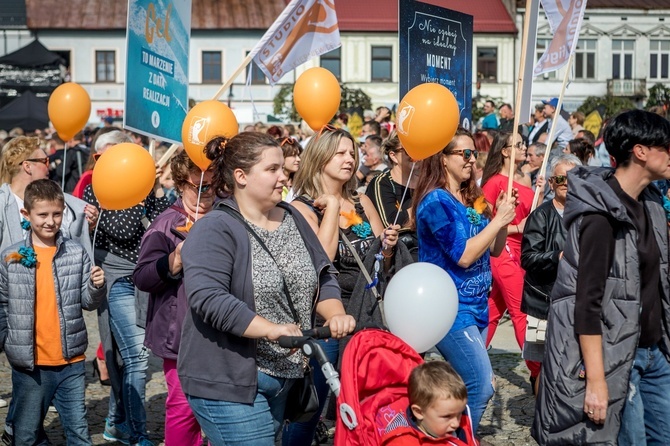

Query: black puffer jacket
520;200;566;319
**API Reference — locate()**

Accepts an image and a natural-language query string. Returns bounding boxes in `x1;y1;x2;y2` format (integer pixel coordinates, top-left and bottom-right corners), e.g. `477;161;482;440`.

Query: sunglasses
24;157;49;166
449;149;479;161
505;141;527;150
280;137;297;147
184;179;212;193
316;124;337;140
549;175;568;186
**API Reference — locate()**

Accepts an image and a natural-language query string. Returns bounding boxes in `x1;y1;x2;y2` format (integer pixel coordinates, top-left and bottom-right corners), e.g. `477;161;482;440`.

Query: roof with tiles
24;0;518;34
516;0;670;9
337;0;517;33
25;0;288;30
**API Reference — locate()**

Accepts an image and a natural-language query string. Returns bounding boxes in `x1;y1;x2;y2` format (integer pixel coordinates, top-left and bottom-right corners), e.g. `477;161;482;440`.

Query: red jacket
379;400;477;446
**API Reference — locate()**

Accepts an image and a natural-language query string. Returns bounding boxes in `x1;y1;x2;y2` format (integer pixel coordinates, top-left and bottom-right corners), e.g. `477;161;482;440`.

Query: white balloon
384;262;459;353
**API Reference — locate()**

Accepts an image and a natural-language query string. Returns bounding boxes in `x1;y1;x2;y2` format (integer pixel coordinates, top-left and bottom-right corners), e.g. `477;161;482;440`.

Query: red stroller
334;329;477;446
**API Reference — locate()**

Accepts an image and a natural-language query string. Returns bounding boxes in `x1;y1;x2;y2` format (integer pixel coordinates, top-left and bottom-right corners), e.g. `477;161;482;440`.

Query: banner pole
211;54;254;101
506;0;534;197
148;139;156;159
531;53;574;211
157;54;255;167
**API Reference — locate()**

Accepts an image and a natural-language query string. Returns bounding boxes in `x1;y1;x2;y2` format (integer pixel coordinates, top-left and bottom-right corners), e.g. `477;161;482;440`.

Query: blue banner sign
125;0;191;144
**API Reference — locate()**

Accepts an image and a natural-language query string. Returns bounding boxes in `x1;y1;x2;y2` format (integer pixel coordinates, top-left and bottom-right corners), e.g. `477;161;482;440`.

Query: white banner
249;0;340;85
533;0;587;76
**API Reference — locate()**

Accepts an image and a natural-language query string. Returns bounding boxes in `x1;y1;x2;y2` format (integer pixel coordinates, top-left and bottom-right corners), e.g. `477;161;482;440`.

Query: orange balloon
48;82;91;141
396;83;460;161
92;143;156;210
182;100;239;170
293;67;341;131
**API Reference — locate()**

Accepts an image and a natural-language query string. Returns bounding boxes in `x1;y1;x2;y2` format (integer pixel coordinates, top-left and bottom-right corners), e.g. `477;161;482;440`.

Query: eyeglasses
549;175;568;186
184;179;213;193
448;149;478;161
316;124;337;140
280;137;297;147
24;157;49;166
505;141;527;150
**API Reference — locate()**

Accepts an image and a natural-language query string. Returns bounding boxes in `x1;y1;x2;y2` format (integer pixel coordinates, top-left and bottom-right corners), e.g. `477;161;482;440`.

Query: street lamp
227;85;234;108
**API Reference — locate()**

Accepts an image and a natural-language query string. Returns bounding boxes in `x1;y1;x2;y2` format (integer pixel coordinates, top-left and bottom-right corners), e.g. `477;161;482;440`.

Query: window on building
477;47;497;82
320;47;341;80
574;39;596;80
612;39;634;80
245;51;267;85
650;40;670;79
95;50;115;83
371;46;392;82
202;51;222;84
535;39;556;79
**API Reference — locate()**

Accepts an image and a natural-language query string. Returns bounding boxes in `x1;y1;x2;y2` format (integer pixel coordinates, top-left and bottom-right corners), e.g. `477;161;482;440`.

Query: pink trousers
486;249;541;377
163;358;203;446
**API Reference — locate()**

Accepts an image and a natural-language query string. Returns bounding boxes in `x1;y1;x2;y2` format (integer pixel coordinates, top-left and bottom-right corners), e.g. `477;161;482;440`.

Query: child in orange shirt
381;362;478;446
0;179;106;445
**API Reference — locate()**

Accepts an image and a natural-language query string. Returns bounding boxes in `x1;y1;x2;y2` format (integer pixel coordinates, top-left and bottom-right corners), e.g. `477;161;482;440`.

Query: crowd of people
0;98;669;446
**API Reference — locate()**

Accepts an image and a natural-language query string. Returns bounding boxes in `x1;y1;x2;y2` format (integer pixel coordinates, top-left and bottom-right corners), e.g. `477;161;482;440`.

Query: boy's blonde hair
409;361;467;409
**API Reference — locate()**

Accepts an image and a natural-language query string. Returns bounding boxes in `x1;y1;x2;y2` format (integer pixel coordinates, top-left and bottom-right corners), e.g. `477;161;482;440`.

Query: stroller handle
277;326;342;397
277;327;332;349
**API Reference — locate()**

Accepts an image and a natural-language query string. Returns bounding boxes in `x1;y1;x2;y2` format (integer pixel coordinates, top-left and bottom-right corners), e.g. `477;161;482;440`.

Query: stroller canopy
335;329;423;446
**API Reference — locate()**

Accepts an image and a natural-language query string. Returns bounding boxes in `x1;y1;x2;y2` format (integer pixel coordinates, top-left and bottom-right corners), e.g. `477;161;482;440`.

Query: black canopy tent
0;39;66;109
0;40;65;67
0;90;49;132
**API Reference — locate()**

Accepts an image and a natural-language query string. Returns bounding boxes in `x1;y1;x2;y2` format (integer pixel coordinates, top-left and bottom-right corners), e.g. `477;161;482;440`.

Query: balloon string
391;161;416;228
195;170;204;221
92;209;103;253
61;142;68;192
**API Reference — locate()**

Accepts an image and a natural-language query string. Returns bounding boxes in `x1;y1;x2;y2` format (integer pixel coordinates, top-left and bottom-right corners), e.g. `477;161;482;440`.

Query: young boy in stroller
334;329;477;446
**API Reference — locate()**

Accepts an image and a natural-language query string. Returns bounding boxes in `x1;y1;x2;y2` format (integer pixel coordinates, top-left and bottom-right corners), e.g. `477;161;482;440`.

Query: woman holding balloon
284;126;400;445
412;128;517;432
84;143;169;446
177;133;354;445
133;152;214;446
366;130;421;259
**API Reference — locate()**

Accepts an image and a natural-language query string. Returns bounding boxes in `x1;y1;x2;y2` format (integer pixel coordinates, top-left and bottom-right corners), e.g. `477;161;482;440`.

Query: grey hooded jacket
0;232;107;370
532;167;670;445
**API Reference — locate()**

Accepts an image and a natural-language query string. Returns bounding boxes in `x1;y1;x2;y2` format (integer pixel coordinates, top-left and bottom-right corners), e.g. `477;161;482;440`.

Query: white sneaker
0;399;7;408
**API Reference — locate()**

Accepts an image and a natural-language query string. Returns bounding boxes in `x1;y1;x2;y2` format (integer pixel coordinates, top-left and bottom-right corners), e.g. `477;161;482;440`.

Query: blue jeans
12;361;90;445
618;344;670;445
187;371;296;445
107;277;149;442
282;338;340;446
435;325;494;433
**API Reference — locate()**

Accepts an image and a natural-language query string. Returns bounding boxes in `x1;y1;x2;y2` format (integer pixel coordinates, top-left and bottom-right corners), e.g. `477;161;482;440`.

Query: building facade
2;0;666;128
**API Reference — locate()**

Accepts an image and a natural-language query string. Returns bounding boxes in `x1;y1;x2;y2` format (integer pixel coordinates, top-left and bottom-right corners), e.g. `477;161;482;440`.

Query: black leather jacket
520;200;566;319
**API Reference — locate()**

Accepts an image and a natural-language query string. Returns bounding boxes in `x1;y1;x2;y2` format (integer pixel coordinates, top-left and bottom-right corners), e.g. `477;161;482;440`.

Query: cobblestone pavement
0;311;536;445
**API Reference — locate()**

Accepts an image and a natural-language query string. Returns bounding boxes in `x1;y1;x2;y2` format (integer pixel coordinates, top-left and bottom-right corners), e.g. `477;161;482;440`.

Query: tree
340;84;372;115
646;83;670;110
272;84;300;122
272;82;373;123
577;94;636;120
